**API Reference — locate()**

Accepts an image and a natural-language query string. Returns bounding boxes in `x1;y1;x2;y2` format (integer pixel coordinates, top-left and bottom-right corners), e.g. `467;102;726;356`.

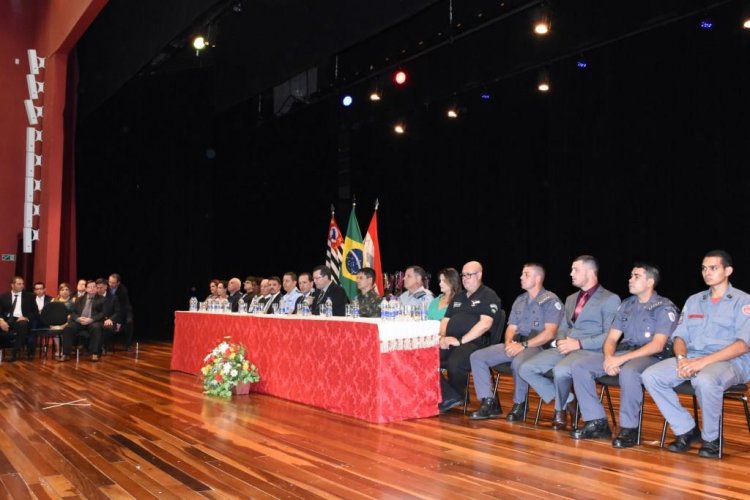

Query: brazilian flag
341;206;364;300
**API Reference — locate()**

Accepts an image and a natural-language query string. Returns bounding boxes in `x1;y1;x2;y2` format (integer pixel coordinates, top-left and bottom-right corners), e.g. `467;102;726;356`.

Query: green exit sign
1;254;16;262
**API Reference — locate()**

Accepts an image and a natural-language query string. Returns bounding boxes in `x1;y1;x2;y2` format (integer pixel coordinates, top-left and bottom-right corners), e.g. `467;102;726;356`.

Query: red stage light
393;70;407;85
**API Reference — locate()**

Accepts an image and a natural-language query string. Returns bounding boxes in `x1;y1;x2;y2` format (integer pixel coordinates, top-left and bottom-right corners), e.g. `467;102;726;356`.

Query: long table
171;311;441;423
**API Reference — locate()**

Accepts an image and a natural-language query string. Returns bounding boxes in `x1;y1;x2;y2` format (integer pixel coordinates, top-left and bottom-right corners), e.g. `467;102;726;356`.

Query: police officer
570;263;678;446
643;250;750;458
469;263;563;420
399;265;434;307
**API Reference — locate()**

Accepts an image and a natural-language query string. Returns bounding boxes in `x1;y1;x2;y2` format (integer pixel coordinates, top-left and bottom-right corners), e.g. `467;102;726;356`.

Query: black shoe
612;427;638;448
698;438;720;458
667;427;702;453
469;398;501;420
570;418;611;440
506;402;527;422
438;397;463;414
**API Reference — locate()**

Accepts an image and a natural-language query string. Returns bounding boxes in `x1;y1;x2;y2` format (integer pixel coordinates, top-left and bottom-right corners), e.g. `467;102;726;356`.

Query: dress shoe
506;402;527;422
667;427;702;453
612;427;638;448
552;400;577;430
438;397;463;414
469;398;501;420
698;438;720;458
570;418;611;440
91;354;100;362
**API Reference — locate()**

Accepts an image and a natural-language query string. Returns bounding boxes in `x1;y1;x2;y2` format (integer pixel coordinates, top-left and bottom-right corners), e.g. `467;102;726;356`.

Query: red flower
214;374;223;382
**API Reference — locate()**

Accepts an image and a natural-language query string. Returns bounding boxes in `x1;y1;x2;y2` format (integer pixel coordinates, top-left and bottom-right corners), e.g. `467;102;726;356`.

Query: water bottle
352;298;360;318
380;298;388;320
237;297;245;314
419;301;427;321
302;302;310;316
325;297;333;317
189;295;198;312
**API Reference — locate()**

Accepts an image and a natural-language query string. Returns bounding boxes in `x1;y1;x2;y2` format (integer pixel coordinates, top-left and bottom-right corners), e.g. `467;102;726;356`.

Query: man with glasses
642;249;750;458
569;263;678;447
518;255;620;430
311;265;348;316
438;261;502;413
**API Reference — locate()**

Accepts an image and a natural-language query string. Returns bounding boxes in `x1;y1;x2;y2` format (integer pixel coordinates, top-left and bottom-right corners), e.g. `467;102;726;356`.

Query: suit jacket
311;283;348;316
109;284;133;321
100;294;122;325
0;291;39;323
557;285;620;350
70;294;106;323
228;292;242;313
263;292;282;313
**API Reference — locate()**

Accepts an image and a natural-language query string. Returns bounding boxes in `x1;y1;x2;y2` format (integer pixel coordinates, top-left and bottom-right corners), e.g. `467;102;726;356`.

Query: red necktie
571;292;587;322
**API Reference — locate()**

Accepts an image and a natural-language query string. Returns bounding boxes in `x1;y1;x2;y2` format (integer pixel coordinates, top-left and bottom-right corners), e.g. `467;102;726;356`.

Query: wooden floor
1;343;750;499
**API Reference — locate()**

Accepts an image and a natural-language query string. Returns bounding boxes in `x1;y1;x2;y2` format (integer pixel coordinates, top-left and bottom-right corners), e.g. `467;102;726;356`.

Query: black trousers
6;319;29;351
440;342;481;402
62;321;104;355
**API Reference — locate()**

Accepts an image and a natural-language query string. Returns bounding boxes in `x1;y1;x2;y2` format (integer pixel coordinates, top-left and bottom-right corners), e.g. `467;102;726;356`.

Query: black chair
462;309;506;414
488;361;530;419
31;302;70;359
596;374;646;444
658;381;750;458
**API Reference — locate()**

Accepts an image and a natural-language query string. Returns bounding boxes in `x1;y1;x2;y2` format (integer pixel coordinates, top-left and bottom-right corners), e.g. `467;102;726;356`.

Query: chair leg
637;387;644;445
523;387;530;421
534;396;543;425
463;372;471;415
660;419;668;448
719;398;725;459
491;372;502;415
601;385;617;428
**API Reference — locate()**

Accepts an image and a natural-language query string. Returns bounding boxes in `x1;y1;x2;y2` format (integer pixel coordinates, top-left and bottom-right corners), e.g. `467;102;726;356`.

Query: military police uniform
642;285;750;442
571;293;678;429
399;287;434;308
440;285;502;403
470;289;563;405
356;289;381;318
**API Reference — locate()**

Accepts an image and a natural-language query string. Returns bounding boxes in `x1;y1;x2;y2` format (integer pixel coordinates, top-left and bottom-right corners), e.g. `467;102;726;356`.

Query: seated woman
205;279;220;302
354;267;381;317
427;268;462;320
50;282;74;358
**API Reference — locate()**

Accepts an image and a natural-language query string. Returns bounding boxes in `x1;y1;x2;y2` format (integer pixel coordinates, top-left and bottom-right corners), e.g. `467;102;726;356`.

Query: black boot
570;418;611;440
698;438;720;458
667;427;702;453
469;398;501;420
506;402;527;422
612;427;638;448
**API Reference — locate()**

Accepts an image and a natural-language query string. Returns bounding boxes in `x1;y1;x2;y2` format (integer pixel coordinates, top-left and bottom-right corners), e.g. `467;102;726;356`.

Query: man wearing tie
0;276;39;361
29;281;53;355
311;265;348;316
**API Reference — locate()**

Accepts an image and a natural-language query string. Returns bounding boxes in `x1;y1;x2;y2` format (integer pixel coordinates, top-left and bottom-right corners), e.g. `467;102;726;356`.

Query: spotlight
342;95;353;107
576;57;588;69
369;91;381;101
193;36;207;50
393;70;408;85
27;49;45;75
537;70;550;92
699;16;713;30
533;4;551;35
480;92;491;100
744;18;750;29
393;123;405;134
24;99;43;125
447;108;458;119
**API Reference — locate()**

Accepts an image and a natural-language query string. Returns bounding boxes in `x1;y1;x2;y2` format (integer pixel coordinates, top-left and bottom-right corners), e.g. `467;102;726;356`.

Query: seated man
438;261;502;413
570;262;678;446
226;277;243;312
0;276;39;361
355;267;381;318
262;276;283;313
642;249;750;458
59;280;105;362
279;272;302;314
469;263;563;420
518;255;620;430
399;265;434;308
311;265;348;316
96;278;122;355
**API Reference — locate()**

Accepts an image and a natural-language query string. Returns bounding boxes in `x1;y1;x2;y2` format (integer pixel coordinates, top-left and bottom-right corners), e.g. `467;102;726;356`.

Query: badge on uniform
668;312;676;322
555;302;562;310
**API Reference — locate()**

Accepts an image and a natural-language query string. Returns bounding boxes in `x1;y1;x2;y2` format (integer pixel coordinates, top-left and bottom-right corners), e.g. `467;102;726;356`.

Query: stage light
699;16;713;30
743;17;750;29
533;4;550;35
27;49;45;75
447;108;458;119
24;99;43;125
369;91;381;101
342;95;353;107
537;70;550;92
576;59;588;69
393;70;407;85
26;74;44;100
193;36;207;50
480;92;491;100
393;123;405;134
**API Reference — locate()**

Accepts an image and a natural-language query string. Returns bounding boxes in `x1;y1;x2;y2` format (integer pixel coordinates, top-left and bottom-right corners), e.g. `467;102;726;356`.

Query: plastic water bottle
237;297;245;314
352;298;360;318
419;301;428;321
325;298;333;317
380;298;388;320
189;295;198;312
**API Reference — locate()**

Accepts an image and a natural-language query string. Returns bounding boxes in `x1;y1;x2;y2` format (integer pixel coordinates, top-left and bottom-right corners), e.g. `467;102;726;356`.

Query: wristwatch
521;340;529;348
676;354;686;360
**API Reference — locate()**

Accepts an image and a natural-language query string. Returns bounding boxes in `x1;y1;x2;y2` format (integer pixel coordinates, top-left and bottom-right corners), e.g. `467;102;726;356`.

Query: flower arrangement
201;337;260;398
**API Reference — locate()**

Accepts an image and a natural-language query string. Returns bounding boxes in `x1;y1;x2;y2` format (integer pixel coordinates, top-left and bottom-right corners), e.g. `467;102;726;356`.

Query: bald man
438;261;503;413
227;278;243;313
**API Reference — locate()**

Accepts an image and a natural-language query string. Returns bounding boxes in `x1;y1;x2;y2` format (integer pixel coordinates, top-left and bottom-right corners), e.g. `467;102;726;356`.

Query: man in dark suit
108;273;134;351
294;272;315;312
311;265;348;316
0;276;39;361
59;280;106;362
29;281;53;355
227;277;243;312
262;276;283;313
96;278;122;356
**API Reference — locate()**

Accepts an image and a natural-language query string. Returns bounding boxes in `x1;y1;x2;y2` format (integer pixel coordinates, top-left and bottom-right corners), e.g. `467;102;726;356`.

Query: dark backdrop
75;5;750;340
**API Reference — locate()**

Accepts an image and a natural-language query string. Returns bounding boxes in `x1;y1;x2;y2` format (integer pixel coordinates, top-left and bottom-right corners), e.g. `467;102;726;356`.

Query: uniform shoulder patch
742;304;750;316
414;291;426;299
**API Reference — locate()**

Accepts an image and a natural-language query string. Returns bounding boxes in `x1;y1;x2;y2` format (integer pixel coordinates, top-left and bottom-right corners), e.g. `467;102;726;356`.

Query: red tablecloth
171;312;441;423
